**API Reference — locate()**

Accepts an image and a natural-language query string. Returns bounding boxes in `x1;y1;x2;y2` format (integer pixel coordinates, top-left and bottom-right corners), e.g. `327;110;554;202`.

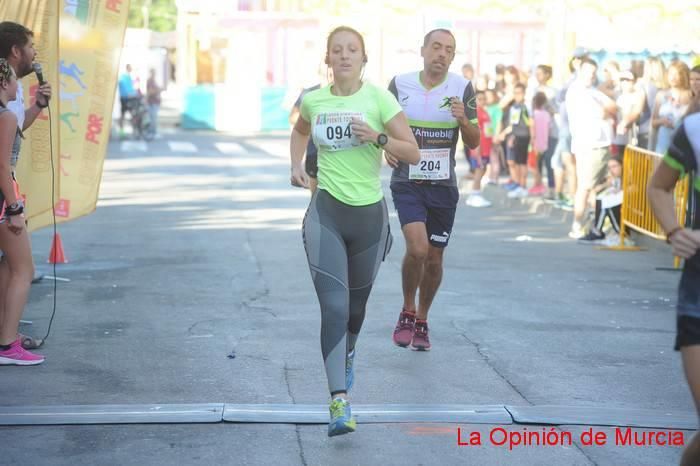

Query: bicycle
126;95;153;141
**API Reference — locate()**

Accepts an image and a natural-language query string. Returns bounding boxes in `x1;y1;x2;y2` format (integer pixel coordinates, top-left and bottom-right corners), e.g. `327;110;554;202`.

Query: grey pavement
0;130;694;465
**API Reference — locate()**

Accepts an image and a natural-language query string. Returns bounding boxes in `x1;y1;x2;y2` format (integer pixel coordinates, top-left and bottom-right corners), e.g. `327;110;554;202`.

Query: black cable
38;103;57;346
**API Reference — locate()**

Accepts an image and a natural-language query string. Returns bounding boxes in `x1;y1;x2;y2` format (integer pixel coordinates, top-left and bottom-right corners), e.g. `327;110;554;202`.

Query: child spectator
466;90;493;207
530;91;552;196
498;83;531;198
485;89;503;184
577;156;630;245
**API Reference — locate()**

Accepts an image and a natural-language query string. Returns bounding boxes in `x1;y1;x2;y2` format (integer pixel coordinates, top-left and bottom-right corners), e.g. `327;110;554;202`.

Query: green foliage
128;0;177;32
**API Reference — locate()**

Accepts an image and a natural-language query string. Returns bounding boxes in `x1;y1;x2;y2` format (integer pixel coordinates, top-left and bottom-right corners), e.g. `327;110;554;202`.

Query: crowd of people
459;51;700;245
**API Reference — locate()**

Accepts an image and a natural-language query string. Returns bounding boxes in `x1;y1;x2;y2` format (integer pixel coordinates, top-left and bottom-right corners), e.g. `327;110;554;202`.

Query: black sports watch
376;133;388;146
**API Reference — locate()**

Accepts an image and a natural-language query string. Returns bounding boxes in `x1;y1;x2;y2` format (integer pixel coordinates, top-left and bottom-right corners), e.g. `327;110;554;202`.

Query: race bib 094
314;112;364;151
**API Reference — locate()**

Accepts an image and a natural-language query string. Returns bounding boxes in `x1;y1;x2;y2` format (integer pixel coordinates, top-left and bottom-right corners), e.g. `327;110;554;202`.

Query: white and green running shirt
388;71;477;186
300;83;402;206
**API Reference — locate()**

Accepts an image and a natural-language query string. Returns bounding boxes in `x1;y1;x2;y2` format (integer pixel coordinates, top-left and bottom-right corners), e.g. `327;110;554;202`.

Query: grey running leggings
303;189;391;396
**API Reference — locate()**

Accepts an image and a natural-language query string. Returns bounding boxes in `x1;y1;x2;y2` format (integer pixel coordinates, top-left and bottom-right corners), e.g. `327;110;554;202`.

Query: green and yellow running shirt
664;112;700;233
388;71;477;186
300;83;402;206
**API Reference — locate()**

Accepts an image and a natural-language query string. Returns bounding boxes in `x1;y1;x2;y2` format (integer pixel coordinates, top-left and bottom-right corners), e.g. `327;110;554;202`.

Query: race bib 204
314;112;365;151
409;148;450;180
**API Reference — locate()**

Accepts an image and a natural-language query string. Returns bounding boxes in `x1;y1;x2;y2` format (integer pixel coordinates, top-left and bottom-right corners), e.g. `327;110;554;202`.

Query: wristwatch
376;133;388;146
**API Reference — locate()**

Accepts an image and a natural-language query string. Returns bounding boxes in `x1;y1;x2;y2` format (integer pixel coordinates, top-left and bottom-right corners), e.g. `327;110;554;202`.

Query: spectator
577;156;625;245
118;64;138;138
461;63;474;82
526;64;557;109
635;56;667;150
498;83;531;198
499;65;521;110
529;65;559;199
550;54;586;210
484;89;503;184
652;61;691;154
598;61;621;99
146;69;162;138
613;70;639;156
494;64;506;93
565;57;616;239
465;90;492;207
530;91;552;196
475;74;489;92
691;65;700;98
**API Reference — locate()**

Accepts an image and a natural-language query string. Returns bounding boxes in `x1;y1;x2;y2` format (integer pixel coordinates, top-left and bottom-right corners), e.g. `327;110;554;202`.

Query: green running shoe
328;398;356;437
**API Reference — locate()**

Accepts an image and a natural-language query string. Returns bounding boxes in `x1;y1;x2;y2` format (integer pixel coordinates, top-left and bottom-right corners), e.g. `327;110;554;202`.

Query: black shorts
120;96;140;117
507;136;530;164
390;182;459;248
120;98;129;117
676;316;700;350
305;154;318;178
676;258;700;350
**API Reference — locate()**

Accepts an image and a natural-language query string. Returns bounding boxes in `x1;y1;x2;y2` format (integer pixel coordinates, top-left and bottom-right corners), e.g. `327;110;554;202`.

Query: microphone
33;62;45;85
33;62;50;105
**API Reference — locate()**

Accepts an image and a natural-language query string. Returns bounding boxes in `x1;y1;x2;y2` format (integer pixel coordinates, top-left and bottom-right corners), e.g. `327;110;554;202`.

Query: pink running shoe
411;320;431;351
392;309;416;347
0;339;45;365
527;184;546;196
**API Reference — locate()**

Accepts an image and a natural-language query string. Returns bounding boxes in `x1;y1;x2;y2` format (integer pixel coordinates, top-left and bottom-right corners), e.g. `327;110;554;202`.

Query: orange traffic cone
48;232;68;264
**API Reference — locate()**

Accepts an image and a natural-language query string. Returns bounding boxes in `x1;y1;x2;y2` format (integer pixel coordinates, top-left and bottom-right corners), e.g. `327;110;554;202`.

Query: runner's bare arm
290;117;311;188
649;162;700;258
454;90;480;149
352;114;419;165
455;115;480;149
0;112;18;205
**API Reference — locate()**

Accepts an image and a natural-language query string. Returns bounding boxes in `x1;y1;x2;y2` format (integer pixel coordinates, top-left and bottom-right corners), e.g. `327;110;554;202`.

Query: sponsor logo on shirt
413;127;455;139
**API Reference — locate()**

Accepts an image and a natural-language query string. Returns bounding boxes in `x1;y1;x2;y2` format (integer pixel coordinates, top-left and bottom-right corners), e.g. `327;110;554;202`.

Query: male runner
386;28;480;351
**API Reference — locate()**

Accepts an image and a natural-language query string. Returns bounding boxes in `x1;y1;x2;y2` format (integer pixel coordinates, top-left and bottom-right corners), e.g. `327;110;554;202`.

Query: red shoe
392;309;415;347
411;320;431;351
527;184;546;196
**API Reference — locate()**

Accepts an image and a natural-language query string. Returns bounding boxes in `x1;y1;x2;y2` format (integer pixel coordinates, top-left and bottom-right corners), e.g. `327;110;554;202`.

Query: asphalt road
0;131;693;465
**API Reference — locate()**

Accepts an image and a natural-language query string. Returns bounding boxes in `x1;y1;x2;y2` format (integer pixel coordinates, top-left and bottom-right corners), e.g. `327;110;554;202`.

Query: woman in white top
652;61;692;154
634;56;667;150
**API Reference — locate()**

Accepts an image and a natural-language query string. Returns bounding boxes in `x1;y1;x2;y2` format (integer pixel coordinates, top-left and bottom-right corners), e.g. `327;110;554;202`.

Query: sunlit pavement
1;129;692;466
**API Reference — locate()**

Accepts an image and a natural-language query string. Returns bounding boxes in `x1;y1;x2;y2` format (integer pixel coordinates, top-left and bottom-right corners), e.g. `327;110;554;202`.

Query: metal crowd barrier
604;145;690;269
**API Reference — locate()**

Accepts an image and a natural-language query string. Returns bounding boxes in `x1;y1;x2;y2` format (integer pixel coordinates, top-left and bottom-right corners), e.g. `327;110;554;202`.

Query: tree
128;0;177;32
